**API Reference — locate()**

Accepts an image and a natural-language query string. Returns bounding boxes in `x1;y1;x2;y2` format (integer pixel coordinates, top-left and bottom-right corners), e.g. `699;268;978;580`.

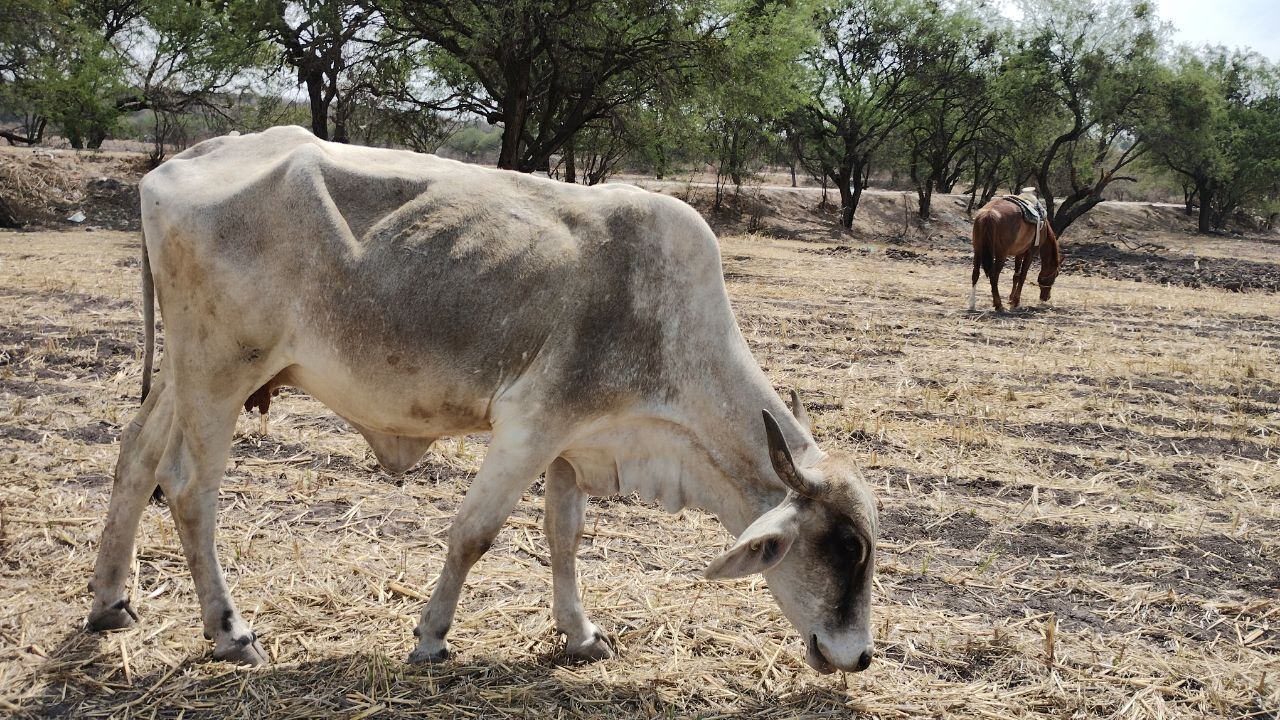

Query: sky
997;0;1280;61
1153;0;1280;61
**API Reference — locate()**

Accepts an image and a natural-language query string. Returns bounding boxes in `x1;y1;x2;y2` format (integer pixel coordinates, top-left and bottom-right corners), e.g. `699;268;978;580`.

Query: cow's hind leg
409;423;561;664
88;369;173;631
545;458;612;661
158;388;267;665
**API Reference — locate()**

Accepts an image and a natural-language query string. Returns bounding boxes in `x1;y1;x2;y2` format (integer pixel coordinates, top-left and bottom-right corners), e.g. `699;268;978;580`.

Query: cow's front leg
545;458;612;661
159;397;267;666
409;426;560;664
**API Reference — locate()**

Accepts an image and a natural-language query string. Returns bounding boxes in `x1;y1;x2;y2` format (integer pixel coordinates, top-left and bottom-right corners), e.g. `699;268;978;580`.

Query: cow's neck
562;348;817;538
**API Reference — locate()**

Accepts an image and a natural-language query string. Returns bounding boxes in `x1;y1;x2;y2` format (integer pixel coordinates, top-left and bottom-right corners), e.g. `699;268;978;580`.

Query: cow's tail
140;239;165;504
140;240;155;402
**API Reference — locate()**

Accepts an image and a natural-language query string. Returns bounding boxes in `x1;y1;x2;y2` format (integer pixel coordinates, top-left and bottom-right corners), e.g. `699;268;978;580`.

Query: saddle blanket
1004;194;1046;224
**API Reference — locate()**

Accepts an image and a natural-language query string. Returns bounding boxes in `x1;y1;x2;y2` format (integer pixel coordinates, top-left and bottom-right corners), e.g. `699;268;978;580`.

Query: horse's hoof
213;634;268;666
86;599;139;632
565;629;614;662
407;641;450;664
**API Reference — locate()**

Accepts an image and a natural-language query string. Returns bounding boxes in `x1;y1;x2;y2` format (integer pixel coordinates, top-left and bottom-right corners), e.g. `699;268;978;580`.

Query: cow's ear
705;503;799;580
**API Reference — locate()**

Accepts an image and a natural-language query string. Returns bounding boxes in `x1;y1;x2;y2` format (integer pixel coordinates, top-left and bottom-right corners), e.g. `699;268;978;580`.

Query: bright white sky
1154;0;1280;60
998;0;1280;61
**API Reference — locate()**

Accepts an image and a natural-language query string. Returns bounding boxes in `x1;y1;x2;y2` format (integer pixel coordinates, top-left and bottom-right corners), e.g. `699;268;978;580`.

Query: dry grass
0;228;1277;719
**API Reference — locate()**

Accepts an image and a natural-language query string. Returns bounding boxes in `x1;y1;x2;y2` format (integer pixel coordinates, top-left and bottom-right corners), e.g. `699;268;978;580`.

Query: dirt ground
0;218;1276;719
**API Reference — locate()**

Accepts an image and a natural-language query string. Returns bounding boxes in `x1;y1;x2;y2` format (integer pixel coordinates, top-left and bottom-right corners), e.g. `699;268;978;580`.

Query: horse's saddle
1004;194;1046;225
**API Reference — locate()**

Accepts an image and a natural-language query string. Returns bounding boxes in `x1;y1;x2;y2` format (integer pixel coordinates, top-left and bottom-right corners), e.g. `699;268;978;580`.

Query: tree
0;0;134;148
0;0;57;144
1;0;257;150
902;3;1001;219
1003;0;1162;236
231;1;402;142
385;0;721;172
792;0;943;228
698;0;814;207
1144;48;1280;232
127;0;266;159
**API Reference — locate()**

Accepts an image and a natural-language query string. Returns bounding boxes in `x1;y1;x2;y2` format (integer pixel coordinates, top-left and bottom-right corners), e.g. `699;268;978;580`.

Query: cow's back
139;127;730;429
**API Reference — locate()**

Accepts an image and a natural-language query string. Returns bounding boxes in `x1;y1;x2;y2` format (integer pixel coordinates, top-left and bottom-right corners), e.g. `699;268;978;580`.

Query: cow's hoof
565;629;614;662
213;633;268;666
407;640;450;665
86;598;139;632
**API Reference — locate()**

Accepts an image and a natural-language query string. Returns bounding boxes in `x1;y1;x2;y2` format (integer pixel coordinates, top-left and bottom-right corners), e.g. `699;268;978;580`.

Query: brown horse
969;196;1062;312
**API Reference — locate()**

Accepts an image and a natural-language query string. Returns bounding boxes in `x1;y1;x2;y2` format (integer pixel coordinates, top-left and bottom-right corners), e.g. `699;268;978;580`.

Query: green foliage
1000;0;1163;235
1144;48;1280;230
792;0;963;227
897;0;1004;218
0;0;1276;233
0;0;262;150
388;0;725;171
440;124;502;162
696;0;815;200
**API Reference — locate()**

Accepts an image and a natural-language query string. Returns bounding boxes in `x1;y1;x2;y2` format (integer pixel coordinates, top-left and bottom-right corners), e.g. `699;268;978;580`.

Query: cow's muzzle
807;633;873;674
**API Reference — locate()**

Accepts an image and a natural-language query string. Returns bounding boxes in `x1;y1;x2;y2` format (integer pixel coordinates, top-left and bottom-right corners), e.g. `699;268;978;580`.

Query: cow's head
706;393;878;674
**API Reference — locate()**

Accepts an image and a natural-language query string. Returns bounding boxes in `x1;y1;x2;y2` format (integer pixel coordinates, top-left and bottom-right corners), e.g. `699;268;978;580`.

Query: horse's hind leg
969;253;981;312
988;257;1006;312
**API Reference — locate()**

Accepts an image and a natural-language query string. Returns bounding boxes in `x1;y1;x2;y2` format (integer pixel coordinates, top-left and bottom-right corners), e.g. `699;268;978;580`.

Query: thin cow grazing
86;126;879;674
969;195;1062;312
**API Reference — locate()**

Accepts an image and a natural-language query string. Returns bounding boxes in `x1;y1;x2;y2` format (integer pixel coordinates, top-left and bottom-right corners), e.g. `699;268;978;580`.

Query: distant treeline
2;0;1277;234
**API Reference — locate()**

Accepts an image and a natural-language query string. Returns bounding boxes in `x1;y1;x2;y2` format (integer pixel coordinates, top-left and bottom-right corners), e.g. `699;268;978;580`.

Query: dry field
0;226;1277;719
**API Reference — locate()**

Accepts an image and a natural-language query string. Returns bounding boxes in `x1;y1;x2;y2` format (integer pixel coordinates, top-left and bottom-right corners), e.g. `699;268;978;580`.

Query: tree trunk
918;184;933;220
1196;179;1214;233
837;160;868;229
838;182;855;228
834;168;860;230
497;95;528;170
306;74;329;141
1051;195;1103;237
564;140;576;184
332;92;351;144
87;124;107;149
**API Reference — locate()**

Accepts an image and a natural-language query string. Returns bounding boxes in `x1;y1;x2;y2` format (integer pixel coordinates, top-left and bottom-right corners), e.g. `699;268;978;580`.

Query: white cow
86;126;878;673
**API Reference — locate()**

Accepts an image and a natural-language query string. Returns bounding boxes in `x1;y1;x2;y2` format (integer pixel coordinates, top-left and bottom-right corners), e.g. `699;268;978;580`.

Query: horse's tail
972;211;997;281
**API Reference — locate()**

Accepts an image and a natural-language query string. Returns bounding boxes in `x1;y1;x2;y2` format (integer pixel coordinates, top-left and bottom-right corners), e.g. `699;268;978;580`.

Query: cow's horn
762;409;827;498
788;389;812;432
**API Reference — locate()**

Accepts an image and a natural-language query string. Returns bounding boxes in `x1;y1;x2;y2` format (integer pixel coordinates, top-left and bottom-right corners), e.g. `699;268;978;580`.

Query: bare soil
0;146;146;231
0;222;1276;718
